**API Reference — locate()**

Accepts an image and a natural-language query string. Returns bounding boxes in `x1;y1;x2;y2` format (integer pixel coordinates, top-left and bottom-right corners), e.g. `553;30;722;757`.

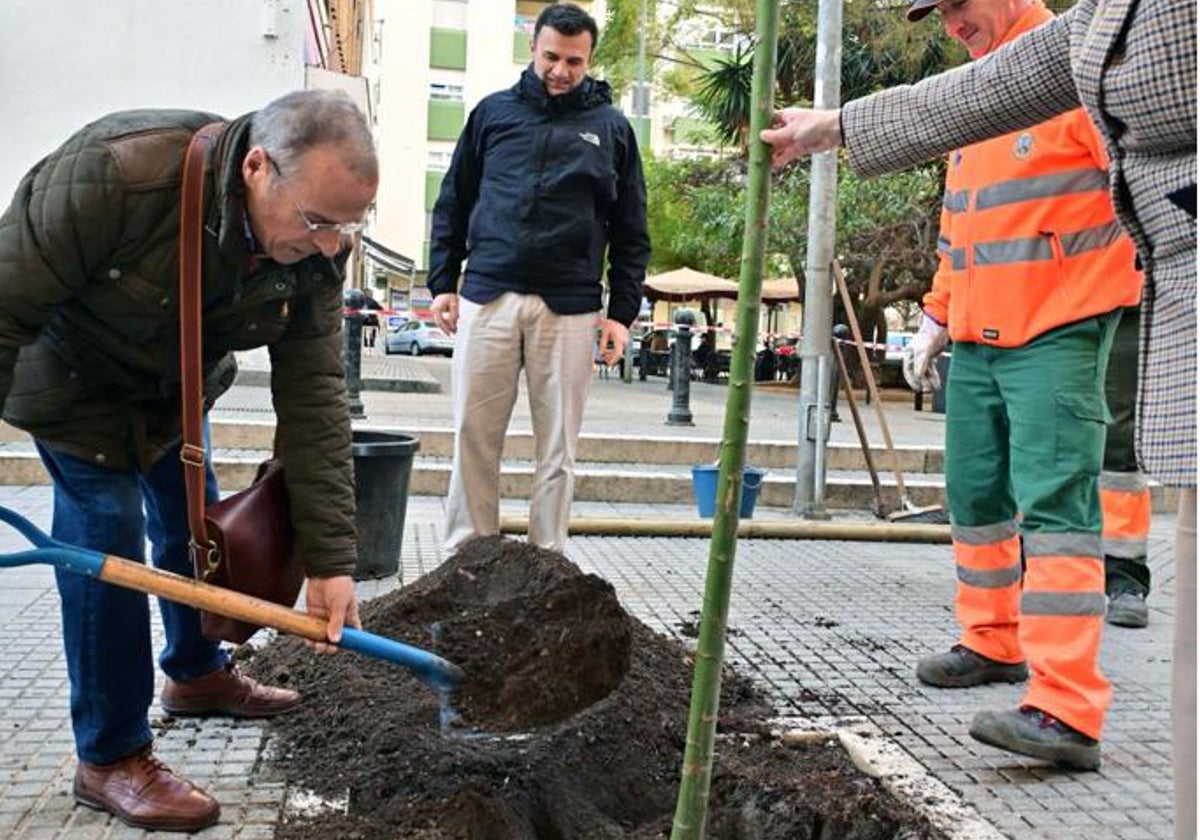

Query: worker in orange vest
900;0;1143;771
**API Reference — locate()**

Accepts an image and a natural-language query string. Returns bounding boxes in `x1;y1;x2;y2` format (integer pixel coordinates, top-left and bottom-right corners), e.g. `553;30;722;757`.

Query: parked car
885;331;916;362
879;331;916;387
384;319;454;356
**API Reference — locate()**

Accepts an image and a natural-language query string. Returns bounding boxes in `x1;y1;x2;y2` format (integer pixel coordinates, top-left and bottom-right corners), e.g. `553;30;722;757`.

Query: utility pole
792;0;843;518
634;0;650;148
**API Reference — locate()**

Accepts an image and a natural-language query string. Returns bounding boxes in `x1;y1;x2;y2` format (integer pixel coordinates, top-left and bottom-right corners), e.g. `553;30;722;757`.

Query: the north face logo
579;132;600;147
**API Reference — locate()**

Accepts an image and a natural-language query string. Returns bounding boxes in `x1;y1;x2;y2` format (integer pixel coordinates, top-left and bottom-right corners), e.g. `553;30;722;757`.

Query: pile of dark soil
249;537;941;840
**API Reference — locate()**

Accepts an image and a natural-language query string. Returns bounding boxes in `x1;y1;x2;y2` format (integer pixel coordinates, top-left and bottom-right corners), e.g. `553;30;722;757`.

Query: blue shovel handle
338;628;464;687
0;506;464;689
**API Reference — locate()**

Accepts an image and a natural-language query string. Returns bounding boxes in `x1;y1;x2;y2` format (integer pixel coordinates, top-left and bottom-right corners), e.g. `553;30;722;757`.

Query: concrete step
0;434;1178;514
0;420;943;474
0;441;941;511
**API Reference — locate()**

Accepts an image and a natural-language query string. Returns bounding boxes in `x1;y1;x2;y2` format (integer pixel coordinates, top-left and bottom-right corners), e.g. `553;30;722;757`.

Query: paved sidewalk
221;351;950;448
0;356;1180;839
0;488;1177;839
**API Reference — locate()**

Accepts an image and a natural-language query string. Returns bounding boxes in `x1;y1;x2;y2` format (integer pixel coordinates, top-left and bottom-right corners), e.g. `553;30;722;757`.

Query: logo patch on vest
982;328;1000;340
1013;133;1035;160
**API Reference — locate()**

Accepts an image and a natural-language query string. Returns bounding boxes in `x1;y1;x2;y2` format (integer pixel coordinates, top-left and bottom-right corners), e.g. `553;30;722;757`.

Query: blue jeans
36;432;228;764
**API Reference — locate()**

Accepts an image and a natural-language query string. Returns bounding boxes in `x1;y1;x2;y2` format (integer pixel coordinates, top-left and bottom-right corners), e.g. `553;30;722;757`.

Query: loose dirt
249;536;942;839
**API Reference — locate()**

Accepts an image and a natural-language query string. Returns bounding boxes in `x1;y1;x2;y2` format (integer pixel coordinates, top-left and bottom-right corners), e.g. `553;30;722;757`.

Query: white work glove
902;314;950;392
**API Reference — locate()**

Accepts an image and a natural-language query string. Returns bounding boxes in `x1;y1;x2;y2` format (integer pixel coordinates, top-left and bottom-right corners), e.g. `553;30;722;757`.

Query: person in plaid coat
760;0;1195;835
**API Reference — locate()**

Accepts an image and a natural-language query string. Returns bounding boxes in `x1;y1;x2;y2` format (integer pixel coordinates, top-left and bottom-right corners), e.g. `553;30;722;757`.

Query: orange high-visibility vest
922;4;1143;347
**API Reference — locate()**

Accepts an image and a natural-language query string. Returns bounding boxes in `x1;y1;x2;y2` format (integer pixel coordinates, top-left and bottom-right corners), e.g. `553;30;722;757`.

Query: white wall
0;0;308;199
374;0;433;265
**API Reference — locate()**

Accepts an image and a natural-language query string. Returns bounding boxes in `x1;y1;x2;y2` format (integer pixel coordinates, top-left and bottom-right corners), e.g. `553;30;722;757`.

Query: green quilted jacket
0;109;358;577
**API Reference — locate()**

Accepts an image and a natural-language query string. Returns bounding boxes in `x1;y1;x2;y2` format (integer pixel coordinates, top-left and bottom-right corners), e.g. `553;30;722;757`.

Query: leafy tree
592;0;656;94
645;155;943;340
595;0;1077;133
687;1;966;147
690;44;755;146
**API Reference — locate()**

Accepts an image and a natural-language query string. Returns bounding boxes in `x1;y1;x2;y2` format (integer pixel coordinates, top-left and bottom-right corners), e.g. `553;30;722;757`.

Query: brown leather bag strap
178;122;225;552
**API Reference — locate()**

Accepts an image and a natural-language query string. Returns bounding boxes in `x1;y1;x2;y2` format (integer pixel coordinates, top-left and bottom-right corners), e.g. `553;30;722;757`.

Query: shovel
831;329;889;519
832;261;948;524
0;505;464;690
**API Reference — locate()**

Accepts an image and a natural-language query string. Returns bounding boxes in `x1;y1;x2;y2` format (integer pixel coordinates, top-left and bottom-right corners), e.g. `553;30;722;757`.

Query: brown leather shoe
74;746;220;832
162;663;300;718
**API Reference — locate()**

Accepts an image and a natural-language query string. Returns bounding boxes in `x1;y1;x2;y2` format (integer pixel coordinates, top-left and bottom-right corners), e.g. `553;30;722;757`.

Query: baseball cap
906;0;940;21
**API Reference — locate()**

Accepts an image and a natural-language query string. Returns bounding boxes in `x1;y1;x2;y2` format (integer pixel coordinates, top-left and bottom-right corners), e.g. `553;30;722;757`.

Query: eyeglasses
268;156;368;237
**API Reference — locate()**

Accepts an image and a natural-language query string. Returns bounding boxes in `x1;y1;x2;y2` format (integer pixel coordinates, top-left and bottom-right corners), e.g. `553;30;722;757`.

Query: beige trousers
1176;488;1197;840
444;293;597;554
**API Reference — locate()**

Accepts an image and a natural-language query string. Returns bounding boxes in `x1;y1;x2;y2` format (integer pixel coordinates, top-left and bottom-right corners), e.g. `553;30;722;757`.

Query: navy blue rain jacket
427;67;650;326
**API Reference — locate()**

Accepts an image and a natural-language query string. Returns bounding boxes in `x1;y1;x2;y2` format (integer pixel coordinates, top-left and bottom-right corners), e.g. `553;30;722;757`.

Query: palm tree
686;2;965;148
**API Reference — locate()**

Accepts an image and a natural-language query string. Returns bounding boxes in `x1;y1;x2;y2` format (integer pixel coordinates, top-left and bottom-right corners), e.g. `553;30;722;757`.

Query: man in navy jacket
428;2;650;554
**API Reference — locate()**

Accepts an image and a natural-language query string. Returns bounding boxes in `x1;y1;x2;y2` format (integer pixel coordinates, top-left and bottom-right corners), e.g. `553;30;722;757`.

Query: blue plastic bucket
691;464;766;519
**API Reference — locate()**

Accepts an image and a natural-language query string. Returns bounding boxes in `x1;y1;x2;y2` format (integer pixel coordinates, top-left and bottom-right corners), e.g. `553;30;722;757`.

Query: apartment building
372;0;604;302
370;1;753;308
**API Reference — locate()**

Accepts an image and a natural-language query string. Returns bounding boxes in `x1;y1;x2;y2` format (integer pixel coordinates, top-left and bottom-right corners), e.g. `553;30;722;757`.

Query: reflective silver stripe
952;520;1019;545
1062;220;1124;256
950;248;967;270
937;235;952;254
1100;470;1149;493
1024;532;1103;558
943;189;969;213
1022;591;1107;616
970;220;1124;267
1103;537;1148;559
957;563;1022;589
974;236;1053;265
975;168;1110;210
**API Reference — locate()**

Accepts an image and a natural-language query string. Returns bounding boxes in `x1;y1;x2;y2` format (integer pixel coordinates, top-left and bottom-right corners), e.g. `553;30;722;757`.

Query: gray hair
250;89;378;183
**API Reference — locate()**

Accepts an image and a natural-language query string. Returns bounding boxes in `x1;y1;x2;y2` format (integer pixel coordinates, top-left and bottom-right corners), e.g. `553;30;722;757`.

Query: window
428;101;465;140
513;14;535;63
679;25;746;54
429;28;467;70
425;170;446;211
427;150;453;170
429;82;464;101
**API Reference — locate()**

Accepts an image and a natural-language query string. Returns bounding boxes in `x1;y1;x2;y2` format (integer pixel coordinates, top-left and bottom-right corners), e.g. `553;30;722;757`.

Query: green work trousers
945;314;1118;534
1103;306;1150;596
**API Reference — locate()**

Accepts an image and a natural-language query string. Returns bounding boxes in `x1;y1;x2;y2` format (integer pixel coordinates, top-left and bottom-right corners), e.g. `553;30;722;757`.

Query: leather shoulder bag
179;123;305;644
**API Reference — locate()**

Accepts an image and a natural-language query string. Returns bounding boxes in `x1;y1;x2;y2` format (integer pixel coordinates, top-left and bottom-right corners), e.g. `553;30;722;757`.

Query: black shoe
969;706;1100;771
1106;590;1149;628
916;644;1029;688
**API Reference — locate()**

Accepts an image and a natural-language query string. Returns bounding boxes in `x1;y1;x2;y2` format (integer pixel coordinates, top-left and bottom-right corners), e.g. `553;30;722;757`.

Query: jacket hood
516;66;613;111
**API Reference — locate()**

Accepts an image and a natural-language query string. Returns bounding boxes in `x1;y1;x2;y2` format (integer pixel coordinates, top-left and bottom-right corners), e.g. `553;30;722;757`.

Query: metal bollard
831;324;852;422
342;289;366;420
622;333;634;384
808;354;832;520
666;310;695;426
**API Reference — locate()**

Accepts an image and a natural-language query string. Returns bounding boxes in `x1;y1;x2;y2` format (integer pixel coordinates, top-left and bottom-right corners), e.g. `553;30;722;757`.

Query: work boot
74;745;220;832
1106;590;1149;628
916;644;1029;688
162;663;300;718
969;705;1101;771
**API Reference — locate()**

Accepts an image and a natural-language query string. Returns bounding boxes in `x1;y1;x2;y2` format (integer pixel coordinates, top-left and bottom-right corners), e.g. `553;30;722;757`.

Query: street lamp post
342;288;367;420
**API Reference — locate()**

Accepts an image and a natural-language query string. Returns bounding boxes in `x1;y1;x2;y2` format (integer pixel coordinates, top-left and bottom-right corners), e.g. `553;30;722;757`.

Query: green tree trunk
669;1;781;836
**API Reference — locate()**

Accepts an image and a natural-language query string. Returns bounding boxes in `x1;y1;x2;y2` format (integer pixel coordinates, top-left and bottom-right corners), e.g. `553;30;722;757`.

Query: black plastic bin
351;430;419;580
